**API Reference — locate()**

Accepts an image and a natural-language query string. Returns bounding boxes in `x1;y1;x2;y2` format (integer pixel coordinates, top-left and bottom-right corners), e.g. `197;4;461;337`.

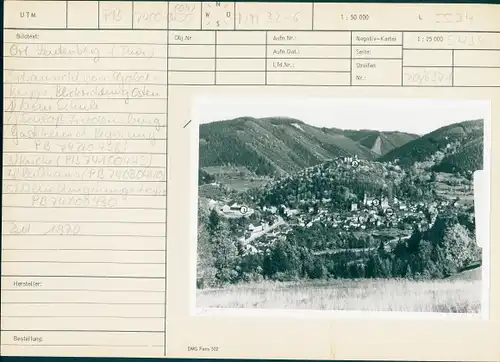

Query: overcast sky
193;97;489;135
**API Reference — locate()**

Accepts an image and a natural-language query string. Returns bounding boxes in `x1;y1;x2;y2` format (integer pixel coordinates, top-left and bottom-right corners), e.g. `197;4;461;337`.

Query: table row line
2;262;166;277
4;53;500;73
1;345;163;357
5;43;500;64
2;276;167;289
7;56;499;73
2;179;166;192
1;316;165;332
5;31;499;48
4;66;500;87
2;235;168;249
3;290;167;303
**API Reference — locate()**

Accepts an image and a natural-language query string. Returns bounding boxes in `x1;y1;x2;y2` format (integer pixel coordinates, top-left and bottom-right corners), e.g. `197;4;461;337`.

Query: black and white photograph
193;98;490;315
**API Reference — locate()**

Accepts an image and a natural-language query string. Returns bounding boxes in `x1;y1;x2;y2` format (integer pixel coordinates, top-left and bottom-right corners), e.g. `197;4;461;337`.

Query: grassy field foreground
197;270;482;313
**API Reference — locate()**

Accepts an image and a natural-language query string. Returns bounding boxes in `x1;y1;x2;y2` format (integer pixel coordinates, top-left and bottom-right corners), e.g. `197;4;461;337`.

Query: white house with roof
220;199;254;218
263;205;278;214
222;200;241;213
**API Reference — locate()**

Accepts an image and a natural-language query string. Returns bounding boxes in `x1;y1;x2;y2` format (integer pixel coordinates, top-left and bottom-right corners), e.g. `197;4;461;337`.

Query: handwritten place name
5;154;154;168
9;125;160;142
7;85;49;98
8;84;161;102
6;70;159;84
6;98;99;112
9;43;100;61
8;43;158;61
55;84;160;100
4;181;167;200
5;166;166;182
6;113;163;128
3;181;165;198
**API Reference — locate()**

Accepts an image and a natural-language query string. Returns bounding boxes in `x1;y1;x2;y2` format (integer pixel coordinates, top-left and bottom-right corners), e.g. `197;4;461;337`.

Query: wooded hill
379;119;484;174
199;117;418;177
343;129;419;156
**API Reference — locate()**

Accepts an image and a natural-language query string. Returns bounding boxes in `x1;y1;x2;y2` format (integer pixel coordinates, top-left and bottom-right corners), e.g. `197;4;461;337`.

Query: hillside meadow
197;268;481;313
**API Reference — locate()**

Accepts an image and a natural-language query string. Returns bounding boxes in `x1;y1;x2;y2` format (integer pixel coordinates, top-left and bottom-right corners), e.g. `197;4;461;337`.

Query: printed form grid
2;0;500;358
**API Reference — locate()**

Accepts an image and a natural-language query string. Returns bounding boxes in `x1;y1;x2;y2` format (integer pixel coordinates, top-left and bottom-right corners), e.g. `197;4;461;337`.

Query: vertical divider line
132;1;134;29
401;32;404;86
452;49;455;86
311;1;314;30
234;1;237;30
65;1;68;29
164;0;169;357
200;1;203;30
265;30;268;85
214;31;217;85
350;31;352;86
97;1;100;29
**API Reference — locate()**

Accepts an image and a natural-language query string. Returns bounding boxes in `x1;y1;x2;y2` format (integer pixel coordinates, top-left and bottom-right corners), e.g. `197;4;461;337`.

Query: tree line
197;209;481;288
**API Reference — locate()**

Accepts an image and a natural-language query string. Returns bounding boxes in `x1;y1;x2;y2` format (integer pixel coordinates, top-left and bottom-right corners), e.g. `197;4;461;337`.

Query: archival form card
1;1;500;361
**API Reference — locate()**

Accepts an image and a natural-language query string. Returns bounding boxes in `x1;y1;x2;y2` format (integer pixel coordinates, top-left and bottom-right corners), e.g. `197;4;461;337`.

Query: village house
251;225;264;233
284;208;299;217
220;199;254;217
263;205;278;214
222;200;242;213
363;194;375;206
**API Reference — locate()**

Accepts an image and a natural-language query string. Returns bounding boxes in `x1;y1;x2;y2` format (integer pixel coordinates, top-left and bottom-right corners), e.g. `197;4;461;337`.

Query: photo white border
189;96;492;321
